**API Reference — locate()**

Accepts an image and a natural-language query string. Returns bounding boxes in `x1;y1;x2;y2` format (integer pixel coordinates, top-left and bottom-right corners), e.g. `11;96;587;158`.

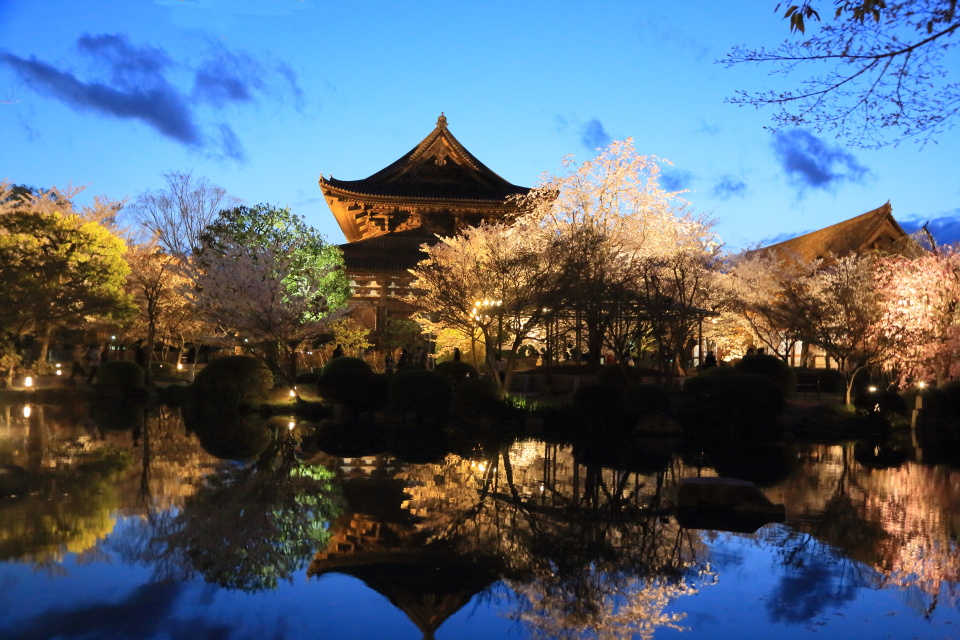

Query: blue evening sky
1;0;958;250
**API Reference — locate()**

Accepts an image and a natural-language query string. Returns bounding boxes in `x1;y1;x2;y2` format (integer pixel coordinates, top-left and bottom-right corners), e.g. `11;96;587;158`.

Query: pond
1;401;958;640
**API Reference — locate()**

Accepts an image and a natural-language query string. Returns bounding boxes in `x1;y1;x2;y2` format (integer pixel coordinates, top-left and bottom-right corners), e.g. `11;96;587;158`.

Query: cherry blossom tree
782;253;894;404
876;246;960;385
516;138;719;369
189;205;349;383
723;251;812;360
409;219;567;392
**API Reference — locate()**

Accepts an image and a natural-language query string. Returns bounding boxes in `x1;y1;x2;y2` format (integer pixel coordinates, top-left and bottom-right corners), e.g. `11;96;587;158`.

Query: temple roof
756;201;913;263
320;114;530;204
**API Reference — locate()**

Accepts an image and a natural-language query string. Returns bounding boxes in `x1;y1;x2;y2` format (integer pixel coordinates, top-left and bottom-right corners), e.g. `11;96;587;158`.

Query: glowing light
288;421;295;431
869;386;878;393
918;381;927;389
24;376;32;387
23;405;31;418
55;370;62;376
177;363;183;370
289;388;297;397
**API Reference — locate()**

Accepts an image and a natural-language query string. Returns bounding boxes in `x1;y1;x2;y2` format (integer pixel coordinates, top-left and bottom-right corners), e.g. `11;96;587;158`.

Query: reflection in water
0;402;959;640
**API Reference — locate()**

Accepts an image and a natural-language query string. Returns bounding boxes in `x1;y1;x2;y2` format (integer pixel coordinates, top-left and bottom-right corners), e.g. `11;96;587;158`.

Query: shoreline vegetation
2;356;950;446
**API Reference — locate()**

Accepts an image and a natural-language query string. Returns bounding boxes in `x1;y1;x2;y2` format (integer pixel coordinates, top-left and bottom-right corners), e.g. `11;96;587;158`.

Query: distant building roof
755;201;914;263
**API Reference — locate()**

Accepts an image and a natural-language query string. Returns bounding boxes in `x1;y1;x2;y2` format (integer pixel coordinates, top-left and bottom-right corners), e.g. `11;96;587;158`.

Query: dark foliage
736;354;796;397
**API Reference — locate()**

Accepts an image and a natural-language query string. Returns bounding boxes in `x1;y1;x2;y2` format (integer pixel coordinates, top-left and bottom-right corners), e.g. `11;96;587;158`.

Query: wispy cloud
659;168;695;192
581;118;612;152
772;129;871;193
0;33;302;162
713;174;747;199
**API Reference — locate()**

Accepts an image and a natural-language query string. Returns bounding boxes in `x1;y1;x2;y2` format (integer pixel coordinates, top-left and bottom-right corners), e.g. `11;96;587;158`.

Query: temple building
756;201;913;263
320;114;530;336
744;201;919;368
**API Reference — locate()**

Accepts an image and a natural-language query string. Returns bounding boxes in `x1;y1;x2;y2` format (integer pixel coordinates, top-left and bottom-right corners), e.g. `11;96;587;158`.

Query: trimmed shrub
736;354;796;397
793;367;845;394
451;376;501;417
572;383;627;434
323;356;371;375
622;383;671;420
597;365;630;387
316;368;388;410
388;369;452;416
97;360;146;390
159;383;189;407
853;388;908;417
295;371;321;384
685;372;785;433
434;360;479;387
190;356;274;408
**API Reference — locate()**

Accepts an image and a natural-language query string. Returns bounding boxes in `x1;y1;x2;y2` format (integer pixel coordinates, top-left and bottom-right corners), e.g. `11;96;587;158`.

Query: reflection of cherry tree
769;444;960;618
395;440;714;639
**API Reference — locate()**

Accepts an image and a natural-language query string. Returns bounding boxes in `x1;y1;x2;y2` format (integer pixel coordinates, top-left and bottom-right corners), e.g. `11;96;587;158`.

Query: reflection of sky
0;520;521;640
662;531;960;640
3;523;959;640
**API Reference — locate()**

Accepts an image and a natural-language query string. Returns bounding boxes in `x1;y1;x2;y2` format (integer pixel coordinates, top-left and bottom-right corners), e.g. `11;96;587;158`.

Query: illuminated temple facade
320;114;530;336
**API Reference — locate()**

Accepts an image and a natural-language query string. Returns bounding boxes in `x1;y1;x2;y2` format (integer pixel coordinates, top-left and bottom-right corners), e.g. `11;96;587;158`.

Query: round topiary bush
433;360;479;387
735;354;796;397
97;360;146;390
316;368;387;410
686;372;785;433
388;369;452;416
597;365;630;387
622;383;671;420
451;376;501;417
572;383;627;434
190;355;274;408
323;356;371;375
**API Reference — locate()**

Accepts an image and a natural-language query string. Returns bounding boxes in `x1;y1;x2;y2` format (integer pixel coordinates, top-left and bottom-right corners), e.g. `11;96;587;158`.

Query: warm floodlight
289;388;297;397
24;376;33;387
23;405;31;418
918;381;927;389
56;370;62;376
288;421;295;431
868;386;877;393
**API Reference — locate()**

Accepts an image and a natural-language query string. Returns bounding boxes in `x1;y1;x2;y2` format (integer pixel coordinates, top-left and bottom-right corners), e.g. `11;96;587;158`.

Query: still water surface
1;402;958;640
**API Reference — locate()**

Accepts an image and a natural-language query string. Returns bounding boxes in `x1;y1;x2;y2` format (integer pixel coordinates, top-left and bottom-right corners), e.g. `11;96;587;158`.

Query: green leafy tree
327;317;373;357
0;189;135;380
189;204;349;382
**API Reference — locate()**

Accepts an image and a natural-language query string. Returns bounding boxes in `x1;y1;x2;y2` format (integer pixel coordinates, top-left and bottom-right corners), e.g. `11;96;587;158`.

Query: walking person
85;346;102;383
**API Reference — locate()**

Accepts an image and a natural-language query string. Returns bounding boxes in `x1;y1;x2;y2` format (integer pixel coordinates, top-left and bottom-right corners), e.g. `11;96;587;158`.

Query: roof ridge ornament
436;112;447;129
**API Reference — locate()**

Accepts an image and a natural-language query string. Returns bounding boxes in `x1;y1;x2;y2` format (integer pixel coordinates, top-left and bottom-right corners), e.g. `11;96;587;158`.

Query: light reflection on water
0;402;958;640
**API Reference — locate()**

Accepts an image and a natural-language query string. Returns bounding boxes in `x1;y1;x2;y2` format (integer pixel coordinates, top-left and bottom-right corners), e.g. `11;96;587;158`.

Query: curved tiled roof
756;202;913;263
321;114;529;204
321;177;528;203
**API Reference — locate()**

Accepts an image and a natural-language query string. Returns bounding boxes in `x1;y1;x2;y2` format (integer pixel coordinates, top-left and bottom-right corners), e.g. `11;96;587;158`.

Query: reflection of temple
307;442;702;639
307;454;502;640
319;114;530;335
